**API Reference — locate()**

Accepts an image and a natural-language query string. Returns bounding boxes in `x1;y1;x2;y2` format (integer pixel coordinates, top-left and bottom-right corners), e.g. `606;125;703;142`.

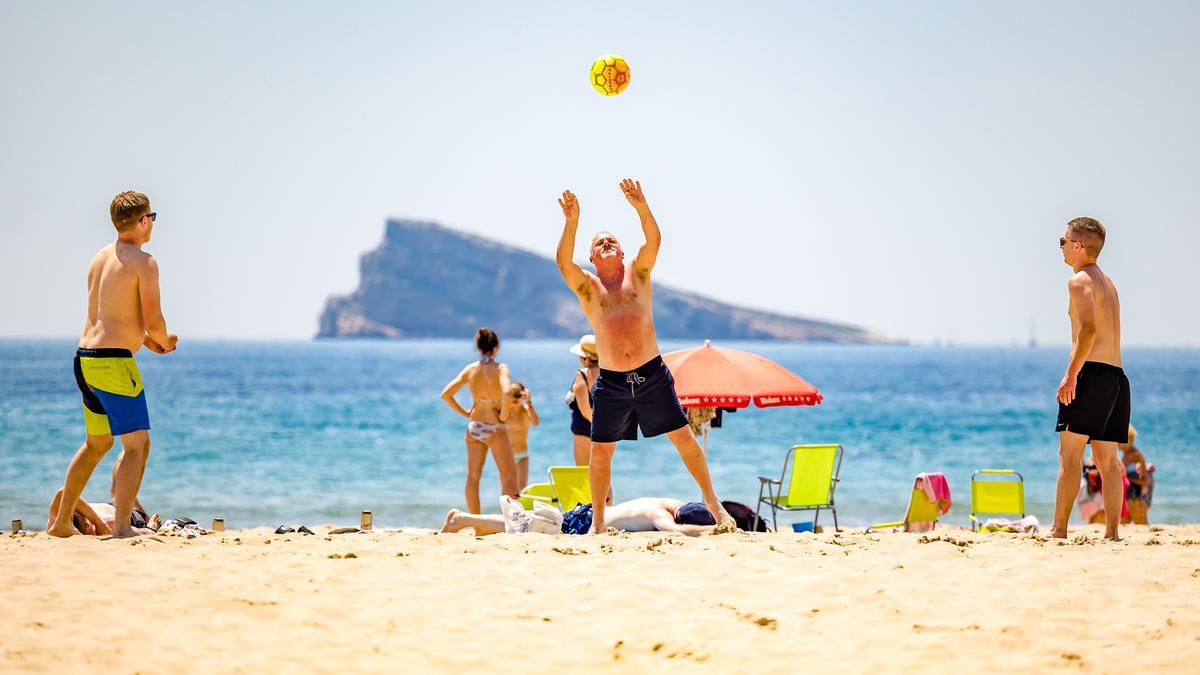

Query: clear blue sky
2;1;1197;345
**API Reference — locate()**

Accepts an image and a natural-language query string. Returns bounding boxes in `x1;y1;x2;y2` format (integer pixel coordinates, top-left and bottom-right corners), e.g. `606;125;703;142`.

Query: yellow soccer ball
590;54;631;96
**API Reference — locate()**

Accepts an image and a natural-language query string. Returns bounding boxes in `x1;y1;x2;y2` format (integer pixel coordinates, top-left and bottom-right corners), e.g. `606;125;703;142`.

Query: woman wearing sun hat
565;334;600;466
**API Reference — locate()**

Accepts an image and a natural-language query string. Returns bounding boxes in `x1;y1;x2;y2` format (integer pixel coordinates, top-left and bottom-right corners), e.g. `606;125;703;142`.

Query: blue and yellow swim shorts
73;348;150;436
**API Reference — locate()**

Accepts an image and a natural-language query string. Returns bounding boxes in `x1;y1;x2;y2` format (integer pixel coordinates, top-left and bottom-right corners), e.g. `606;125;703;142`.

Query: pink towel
918;472;952;516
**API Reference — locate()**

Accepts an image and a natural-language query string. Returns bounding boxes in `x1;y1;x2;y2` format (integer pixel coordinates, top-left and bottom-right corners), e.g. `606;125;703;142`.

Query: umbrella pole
703;424;709;455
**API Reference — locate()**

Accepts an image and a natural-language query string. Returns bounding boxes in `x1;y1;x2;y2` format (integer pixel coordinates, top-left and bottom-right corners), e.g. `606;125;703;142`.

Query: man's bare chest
597;284;641;313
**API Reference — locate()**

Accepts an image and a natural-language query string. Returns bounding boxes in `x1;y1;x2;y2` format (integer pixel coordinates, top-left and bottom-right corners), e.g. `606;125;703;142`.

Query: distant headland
317;219;898;343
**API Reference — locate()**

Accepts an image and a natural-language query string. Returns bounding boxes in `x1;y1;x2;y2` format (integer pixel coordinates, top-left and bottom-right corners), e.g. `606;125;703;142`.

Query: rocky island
318;219;894;343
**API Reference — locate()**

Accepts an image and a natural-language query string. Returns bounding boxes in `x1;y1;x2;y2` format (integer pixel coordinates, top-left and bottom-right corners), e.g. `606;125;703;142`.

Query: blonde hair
110;191;150;232
1067;217;1106;257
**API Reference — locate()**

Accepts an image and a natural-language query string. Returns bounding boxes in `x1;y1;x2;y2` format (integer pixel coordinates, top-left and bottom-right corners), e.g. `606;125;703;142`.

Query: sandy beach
4;524;1198;673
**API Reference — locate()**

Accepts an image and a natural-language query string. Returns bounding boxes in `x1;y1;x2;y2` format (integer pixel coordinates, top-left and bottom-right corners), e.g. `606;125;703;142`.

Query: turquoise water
1;340;1197;529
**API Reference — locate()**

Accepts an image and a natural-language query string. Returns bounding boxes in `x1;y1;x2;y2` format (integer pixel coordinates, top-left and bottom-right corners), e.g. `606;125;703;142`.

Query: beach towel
980;515;1040;533
901;472;952;533
157;519;210;538
920;473;950;511
499;496;562;535
917;472;952;515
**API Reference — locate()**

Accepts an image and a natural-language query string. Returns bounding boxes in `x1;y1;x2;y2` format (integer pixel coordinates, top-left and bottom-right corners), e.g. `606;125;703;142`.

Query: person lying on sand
441;497;718;536
47;488;156;536
47;449;157;535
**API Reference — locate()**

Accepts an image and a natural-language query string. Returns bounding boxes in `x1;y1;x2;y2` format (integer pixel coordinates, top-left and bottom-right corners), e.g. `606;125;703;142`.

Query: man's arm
138;256;176;351
649;511;714;537
74;498;112;536
622;179;660;279
556;190;590;296
1059;275;1098;405
440;365;473;419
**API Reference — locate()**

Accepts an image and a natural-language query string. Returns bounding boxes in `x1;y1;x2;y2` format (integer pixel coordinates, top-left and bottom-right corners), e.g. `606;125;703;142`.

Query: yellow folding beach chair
517;482;556;510
968;469;1025;531
548;466;592;511
867;474;944;533
755;444;843;532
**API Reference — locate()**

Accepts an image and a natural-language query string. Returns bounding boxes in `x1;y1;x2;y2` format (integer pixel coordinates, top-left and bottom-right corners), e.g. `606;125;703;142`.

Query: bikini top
473;357;502;407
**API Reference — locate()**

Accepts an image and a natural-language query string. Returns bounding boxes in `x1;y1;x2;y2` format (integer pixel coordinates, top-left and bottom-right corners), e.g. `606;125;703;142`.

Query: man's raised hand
620;178;647;211
558;190;579;222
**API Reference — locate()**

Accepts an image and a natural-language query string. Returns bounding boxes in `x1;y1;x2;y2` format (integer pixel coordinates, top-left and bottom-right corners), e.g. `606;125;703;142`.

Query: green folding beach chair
548;466;592;511
755;444;843;532
968;469;1025;531
517;482;556;510
867;474;944;533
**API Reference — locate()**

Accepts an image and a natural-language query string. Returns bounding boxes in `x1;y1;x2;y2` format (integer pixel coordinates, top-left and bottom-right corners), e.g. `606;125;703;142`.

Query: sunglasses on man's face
143;212;157;222
1059;236;1075;248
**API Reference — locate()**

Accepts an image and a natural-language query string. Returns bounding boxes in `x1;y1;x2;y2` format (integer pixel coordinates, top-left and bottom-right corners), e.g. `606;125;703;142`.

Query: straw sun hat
569;334;598;360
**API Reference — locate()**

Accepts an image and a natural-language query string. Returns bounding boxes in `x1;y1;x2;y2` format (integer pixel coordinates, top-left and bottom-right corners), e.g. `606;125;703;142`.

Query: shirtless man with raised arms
47;190;177;538
1051;217;1128;541
556;179;732;533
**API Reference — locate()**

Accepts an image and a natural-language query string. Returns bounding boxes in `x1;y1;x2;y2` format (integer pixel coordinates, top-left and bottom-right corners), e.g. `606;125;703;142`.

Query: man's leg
1091;440;1123;540
1050;430;1089;538
665;426;732;526
440;509;505;535
588;441;615;533
464;437;488;514
111;430;150;538
47;434;114;538
109;451;146;512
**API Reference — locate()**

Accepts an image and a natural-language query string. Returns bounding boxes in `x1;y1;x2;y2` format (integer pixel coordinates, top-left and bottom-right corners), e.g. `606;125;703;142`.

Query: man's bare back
79;242;168;354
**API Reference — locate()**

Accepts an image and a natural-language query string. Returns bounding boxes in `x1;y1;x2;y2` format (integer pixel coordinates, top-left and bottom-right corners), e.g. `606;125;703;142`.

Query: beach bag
499;496;563;534
722;500;768;532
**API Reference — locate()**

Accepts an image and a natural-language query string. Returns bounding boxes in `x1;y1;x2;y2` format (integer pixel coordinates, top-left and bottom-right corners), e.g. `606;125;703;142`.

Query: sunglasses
1059;236;1076;248
143;212;157;222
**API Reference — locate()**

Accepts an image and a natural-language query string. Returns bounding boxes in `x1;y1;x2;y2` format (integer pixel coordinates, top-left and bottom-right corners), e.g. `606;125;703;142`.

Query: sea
1;339;1197;530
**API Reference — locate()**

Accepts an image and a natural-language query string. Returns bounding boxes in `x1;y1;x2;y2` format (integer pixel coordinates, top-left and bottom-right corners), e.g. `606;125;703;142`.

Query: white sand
3;524;1199;672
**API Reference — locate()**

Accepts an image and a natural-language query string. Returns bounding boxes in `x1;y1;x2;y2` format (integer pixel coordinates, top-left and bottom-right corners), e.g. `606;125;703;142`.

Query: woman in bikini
440;328;519;514
566;334;600;466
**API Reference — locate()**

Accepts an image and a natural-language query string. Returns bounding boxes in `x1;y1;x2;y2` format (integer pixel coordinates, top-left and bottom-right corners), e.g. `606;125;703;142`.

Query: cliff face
318;219;892;342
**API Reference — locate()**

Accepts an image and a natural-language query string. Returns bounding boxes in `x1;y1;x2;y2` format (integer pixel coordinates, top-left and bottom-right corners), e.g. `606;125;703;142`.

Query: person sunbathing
47;450;157;536
47;488;155;536
440;497;718;536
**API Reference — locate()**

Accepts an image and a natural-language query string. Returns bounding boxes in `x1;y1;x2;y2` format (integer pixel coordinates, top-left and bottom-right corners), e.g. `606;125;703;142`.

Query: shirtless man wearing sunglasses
1050;217;1128;541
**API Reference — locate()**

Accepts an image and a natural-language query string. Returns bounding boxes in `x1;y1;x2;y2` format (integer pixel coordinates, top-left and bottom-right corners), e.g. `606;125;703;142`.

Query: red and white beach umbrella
663;340;822;452
663;340;823;409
